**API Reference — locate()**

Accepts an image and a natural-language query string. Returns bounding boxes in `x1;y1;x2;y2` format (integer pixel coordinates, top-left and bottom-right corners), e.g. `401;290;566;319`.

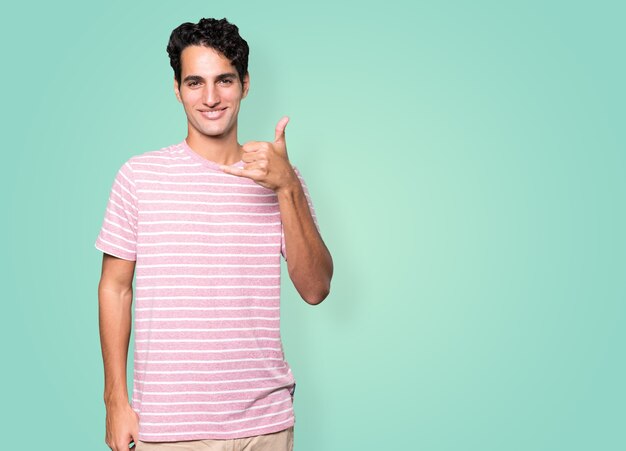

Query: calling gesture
219;116;298;193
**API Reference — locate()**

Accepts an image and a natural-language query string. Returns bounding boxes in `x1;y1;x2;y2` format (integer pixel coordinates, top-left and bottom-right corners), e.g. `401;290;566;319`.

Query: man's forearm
277;180;333;305
98;285;133;407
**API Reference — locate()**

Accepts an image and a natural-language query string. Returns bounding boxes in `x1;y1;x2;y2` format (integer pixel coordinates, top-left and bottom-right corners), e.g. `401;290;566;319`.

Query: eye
187;81;200;87
219;79;234;85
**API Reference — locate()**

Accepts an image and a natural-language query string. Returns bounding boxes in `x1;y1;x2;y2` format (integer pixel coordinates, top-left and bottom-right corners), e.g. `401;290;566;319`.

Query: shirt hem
94;241;137;261
137;417;295;442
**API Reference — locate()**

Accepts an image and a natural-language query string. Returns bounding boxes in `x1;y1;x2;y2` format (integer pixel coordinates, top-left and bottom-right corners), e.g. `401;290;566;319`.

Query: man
95;17;333;451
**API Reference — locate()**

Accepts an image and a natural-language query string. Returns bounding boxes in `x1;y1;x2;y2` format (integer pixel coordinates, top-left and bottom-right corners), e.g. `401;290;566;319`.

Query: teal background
2;1;624;449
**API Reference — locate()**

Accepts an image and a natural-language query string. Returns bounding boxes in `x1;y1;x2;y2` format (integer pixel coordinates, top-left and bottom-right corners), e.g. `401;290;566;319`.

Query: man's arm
277;178;333;305
98;253;140;450
219;116;334;305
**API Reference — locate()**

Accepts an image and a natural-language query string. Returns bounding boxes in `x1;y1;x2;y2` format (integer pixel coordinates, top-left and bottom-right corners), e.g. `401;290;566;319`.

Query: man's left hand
219;116;298;193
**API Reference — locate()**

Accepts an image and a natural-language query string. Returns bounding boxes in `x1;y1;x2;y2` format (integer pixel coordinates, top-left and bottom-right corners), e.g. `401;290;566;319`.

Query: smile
199;108;227;120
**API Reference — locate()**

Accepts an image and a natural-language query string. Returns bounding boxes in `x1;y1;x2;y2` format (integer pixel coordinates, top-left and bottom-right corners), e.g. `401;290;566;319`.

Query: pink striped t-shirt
94;139;319;442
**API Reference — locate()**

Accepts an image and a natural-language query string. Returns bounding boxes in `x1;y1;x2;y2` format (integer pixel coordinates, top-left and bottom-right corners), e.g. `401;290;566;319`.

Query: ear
241;72;250;99
173;77;182;103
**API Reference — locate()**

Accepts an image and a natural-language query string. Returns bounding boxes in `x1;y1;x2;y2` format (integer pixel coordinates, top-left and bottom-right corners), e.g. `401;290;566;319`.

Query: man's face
174;45;249;140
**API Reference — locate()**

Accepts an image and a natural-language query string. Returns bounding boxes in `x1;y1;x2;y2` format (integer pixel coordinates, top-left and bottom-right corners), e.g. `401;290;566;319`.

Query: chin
189;120;222;137
200;129;229;139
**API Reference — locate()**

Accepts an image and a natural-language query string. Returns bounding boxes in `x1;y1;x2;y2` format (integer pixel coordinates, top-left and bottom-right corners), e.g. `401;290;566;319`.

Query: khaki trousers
134;426;294;451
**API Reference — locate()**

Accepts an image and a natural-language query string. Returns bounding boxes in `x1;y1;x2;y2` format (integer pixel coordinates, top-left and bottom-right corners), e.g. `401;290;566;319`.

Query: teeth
202;109;224;116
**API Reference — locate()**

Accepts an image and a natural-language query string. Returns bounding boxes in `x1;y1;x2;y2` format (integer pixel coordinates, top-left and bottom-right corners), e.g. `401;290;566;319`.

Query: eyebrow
182;73;238;83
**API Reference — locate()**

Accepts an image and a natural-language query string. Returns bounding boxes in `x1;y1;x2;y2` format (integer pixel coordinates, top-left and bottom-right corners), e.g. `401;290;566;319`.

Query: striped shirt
94;139;319;441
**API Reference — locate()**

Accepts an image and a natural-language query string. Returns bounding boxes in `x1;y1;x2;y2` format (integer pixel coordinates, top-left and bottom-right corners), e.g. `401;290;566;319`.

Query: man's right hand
105;402;139;450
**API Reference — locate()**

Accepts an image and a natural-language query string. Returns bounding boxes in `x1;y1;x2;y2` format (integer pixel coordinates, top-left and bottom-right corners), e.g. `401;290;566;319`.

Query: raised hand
219;116;298;193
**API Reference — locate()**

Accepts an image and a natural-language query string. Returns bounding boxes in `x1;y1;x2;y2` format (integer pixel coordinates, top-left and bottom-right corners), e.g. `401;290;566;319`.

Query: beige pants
134;426;294;451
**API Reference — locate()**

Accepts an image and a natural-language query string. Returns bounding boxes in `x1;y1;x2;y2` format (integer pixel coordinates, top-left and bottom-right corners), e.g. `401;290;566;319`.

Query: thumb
274;116;289;142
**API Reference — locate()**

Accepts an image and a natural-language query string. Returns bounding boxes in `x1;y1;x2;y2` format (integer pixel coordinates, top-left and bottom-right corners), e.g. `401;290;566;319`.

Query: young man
95;17;333;451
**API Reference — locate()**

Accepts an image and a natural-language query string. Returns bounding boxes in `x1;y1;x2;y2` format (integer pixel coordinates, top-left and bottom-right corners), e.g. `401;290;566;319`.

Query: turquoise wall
2;1;624;449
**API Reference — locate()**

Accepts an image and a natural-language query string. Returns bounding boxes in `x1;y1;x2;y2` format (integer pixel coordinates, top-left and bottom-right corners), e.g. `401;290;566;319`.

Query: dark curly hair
166;18;249;89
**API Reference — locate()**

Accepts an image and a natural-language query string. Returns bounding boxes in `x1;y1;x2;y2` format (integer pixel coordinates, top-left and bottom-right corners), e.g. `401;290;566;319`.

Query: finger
130;432;138;449
242;151;264;163
274;116;289;142
242;161;266;172
242;141;263;153
219;164;257;179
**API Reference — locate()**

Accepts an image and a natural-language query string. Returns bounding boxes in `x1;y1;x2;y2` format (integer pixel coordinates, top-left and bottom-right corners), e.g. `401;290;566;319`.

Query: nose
203;84;220;107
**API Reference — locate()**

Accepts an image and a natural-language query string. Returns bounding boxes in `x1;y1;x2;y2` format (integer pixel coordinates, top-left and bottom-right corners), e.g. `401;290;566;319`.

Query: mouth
198;107;227;120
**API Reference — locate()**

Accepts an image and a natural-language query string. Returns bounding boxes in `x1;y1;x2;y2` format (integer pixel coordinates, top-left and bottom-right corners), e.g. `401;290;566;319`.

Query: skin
99;254;139;450
98;43;333;450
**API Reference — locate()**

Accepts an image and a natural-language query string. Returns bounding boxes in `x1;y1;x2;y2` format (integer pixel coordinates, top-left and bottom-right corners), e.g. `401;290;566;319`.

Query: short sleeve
281;166;320;261
94;160;138;261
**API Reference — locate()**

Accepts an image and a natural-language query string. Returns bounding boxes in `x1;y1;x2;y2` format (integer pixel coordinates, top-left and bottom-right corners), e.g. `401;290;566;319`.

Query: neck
185;126;243;166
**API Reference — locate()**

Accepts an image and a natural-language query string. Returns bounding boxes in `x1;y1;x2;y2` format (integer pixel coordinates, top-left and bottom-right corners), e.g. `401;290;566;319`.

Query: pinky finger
219;165;241;175
220;165;255;179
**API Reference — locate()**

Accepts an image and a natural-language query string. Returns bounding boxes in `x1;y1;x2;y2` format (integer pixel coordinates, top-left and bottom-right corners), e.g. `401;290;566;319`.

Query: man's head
167;18;250;140
167;18;249;90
